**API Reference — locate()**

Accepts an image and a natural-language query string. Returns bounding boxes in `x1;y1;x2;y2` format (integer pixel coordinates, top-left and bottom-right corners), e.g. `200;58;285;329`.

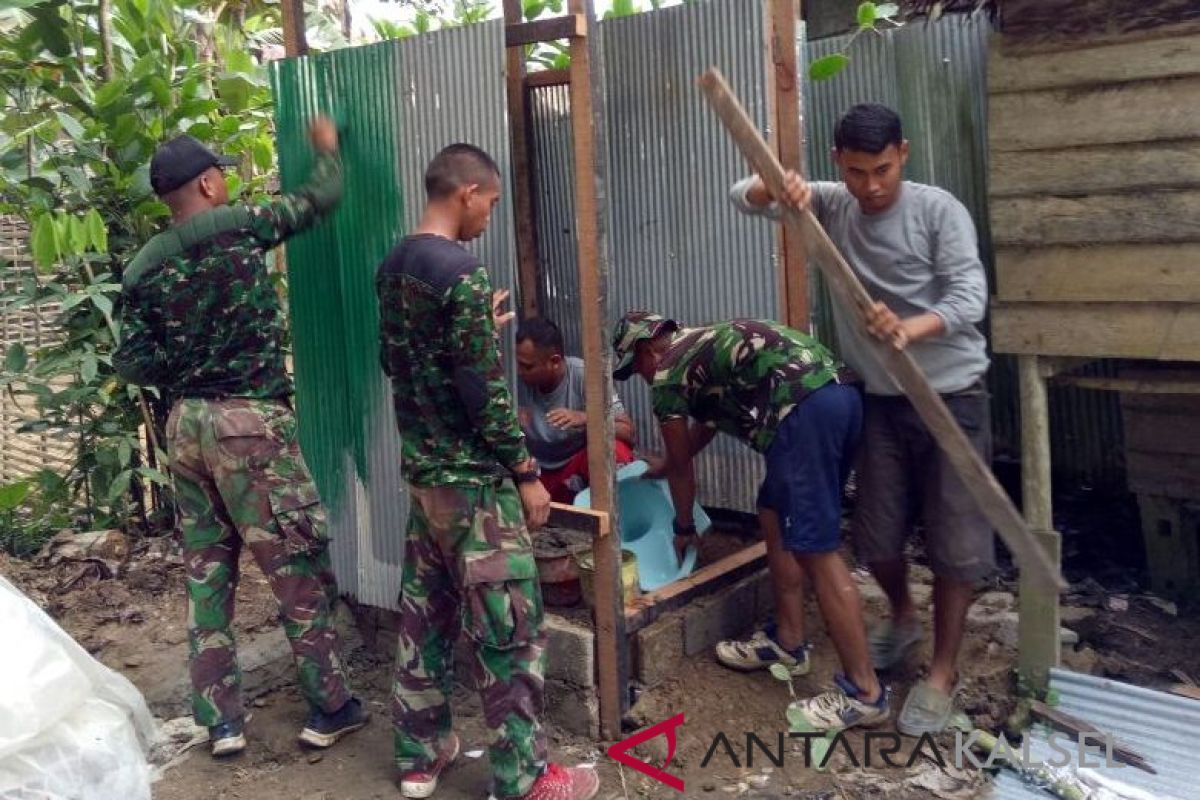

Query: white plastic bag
0;573;155;800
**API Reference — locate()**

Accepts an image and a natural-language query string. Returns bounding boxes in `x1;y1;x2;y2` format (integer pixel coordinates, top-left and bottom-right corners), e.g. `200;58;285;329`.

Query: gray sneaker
868;619;923;670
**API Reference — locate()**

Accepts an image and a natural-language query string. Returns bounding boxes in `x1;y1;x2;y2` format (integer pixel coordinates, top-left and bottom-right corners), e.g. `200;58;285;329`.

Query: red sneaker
516;763;600;800
398;733;461;799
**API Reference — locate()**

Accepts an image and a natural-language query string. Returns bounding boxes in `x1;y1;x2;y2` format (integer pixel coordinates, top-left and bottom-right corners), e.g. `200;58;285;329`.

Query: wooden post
567;0;625;738
281;0;307;58
698;69;1064;593
767;0;809;330
1018;354;1062;691
504;0;545;319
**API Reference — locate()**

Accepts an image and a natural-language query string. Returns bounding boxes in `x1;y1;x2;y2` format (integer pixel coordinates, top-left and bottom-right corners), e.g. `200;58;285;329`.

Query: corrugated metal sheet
271;21;516;609
533;0;777;510
989;668;1200;800
805;14;1124;487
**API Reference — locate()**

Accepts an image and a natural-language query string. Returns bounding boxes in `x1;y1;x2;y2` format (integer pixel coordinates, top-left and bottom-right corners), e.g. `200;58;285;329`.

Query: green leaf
84;209;108;253
94;79;128;110
55;111;85;141
136;466;171;486
66;215;88;255
80;353;98;383
809;53;850;81
148;76;172;107
251;137;273;171
107;469;132;504
90;292;113;319
768;663;793;683
118;438;132;468
523;0;545;19
0;480;31;512
30;214;59;270
857;1;877;27
4;343;28;373
28;4;71;57
811;734;834;771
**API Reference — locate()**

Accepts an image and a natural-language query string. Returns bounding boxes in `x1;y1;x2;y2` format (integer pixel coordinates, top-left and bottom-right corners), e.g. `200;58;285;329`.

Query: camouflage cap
612;311;678;381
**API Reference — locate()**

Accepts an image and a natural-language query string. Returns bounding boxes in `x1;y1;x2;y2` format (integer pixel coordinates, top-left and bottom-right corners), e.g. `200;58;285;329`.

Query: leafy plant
0;0;282;551
809;1;902;81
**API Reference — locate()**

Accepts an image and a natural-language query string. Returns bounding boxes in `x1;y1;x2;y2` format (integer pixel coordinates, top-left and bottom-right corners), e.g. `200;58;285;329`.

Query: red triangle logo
606;713;686;792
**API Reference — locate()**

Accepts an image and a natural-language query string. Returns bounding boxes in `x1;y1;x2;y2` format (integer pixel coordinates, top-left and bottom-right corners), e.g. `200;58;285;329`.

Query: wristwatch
513;459;541;485
673;519;698;538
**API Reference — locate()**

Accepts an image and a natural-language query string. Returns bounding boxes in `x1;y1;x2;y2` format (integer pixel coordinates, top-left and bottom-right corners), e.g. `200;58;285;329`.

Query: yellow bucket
575;549;640;609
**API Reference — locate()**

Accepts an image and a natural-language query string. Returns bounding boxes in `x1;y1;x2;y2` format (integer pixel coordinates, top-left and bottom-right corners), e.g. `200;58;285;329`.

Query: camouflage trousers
167;397;352;728
392;479;547;798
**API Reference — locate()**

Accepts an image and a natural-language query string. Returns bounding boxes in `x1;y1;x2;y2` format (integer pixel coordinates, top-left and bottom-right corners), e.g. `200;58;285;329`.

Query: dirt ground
3;495;1199;800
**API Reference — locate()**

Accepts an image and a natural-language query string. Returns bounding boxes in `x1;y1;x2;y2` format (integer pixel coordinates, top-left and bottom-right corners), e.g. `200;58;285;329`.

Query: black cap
149;135;240;196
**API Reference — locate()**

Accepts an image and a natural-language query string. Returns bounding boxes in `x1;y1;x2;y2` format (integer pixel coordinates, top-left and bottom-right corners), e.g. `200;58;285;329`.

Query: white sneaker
715;625;812;675
788;675;890;733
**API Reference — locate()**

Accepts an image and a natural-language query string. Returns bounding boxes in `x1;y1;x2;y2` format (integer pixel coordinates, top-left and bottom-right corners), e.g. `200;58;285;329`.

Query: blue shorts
756;382;863;554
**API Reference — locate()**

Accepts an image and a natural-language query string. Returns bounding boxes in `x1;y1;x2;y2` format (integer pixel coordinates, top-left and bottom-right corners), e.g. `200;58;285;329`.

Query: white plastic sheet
0;573;155;800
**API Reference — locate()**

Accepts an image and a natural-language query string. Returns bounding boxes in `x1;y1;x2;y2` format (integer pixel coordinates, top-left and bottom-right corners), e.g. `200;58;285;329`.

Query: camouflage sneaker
298;697;370;749
788;674;890;733
715;623;812;676
209;719;246;757
399;733;461;799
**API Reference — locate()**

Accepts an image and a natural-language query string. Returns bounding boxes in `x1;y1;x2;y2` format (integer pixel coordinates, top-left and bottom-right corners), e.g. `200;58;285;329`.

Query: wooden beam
548;502;611;538
567;0;624;739
990;190;1200;247
989;77;1200;152
698;69;1065;593
526;68;572;89
995;0;1200;49
625;542;767;632
994;244;1200;303
989;141;1200;198
991;302;1200;361
505;14;587;48
503;0;542;319
281;0;307;57
1055;375;1200;395
767;0;808;330
989;30;1200;94
1017;356;1061;691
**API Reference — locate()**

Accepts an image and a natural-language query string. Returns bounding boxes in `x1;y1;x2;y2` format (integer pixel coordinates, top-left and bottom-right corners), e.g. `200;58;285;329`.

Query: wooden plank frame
505;14;588;47
625;543;767;632
566;0;625;740
502;0;542;318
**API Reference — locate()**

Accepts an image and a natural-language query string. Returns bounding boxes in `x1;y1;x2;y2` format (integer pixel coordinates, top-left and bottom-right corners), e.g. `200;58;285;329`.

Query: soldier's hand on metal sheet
546;408;586;429
491;289;515;330
518;477;551;529
309;116;338;153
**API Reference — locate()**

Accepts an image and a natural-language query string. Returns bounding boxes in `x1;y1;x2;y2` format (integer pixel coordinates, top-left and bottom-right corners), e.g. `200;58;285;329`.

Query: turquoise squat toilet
574;460;712;592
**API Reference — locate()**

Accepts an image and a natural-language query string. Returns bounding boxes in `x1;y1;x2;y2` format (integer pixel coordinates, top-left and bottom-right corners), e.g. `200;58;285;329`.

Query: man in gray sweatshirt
729;103;993;736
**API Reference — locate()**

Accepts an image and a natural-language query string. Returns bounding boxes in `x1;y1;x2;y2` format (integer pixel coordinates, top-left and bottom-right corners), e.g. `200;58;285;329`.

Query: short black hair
424;143;501;200
516;317;564;355
833;103;903;154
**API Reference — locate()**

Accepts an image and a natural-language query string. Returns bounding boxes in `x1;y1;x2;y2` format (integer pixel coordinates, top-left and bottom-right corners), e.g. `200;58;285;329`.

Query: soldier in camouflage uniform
613;312;890;732
377;143;599;800
113;120;367;758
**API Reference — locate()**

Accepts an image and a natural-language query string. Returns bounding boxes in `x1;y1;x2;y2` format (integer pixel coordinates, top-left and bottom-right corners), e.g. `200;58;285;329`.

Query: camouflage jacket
113;152;343;400
376;234;529;487
651;319;853;453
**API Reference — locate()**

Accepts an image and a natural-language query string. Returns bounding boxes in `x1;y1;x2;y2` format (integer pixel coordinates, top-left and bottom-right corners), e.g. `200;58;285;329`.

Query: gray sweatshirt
730;177;989;396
